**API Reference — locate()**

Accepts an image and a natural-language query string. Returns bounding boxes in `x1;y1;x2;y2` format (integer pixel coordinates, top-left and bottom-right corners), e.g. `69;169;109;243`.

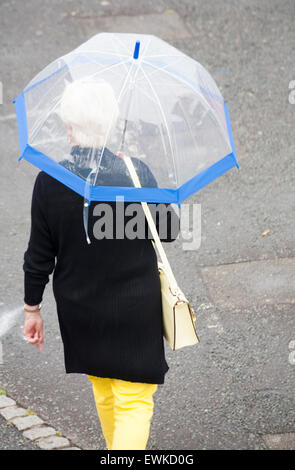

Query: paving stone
200;258;295;308
23;426;57;441
0;407;27;420
0;396;16;408
11;415;44;431
36;435;70;450
0;414;40;450
60;447;81;450
262;433;295;450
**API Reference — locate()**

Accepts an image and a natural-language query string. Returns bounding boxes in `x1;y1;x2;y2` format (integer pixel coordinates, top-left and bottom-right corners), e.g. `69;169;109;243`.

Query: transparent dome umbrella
13;32;239;237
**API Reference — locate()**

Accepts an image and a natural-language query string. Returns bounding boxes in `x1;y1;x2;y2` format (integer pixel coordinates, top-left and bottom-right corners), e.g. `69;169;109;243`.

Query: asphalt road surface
0;0;294;450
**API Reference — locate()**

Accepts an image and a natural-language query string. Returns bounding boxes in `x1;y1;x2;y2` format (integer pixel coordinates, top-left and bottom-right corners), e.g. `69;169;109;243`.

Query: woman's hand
23;309;44;351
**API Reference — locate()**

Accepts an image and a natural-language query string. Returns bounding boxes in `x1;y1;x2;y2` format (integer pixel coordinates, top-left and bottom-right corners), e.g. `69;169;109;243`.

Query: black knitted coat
23;146;180;384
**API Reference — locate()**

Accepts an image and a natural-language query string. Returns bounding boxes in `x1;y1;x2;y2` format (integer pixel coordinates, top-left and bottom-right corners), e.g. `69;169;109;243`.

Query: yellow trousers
88;375;158;450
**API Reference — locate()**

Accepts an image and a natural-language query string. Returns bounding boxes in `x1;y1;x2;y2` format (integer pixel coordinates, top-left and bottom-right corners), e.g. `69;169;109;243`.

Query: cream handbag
123;155;199;350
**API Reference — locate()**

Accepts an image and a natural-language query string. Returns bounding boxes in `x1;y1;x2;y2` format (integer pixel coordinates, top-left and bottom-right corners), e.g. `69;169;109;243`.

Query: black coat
24;146;180;384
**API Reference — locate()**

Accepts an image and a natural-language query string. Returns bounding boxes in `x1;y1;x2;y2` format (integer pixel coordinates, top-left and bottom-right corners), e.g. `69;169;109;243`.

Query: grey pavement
0;0;294;450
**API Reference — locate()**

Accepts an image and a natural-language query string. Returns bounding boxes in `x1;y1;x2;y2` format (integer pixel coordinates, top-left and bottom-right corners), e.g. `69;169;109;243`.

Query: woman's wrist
24;303;42;314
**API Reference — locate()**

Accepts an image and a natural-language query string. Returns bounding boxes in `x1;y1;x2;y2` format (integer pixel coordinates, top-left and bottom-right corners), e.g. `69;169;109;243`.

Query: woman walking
23;79;180;450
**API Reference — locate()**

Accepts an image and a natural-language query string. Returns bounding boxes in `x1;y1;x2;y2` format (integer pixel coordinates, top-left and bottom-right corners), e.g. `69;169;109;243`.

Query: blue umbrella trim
14;91;239;204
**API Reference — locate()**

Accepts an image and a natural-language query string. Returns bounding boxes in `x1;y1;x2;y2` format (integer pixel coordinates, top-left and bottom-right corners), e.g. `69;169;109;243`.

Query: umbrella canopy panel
15;32;238;203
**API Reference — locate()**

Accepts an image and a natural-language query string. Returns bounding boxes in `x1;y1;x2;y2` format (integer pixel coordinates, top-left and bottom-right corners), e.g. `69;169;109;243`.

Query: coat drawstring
83;198;91;245
81;147;104;245
83;169;96;245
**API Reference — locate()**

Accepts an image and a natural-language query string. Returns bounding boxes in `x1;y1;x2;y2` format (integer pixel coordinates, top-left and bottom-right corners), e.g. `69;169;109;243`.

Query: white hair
60;78;119;148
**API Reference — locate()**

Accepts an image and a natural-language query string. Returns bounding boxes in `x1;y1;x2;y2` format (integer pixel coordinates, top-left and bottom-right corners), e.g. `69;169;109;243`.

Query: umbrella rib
139;61;179;189
121;70;168;153
136;56;184;83
29;95;60;144
92;54;140;185
71;50;130;58
29;57;131;143
92;37;153;186
110;33;131;72
140;59;230;148
71;51;130;73
69;55;130;83
177;99;199;157
111;32;131;55
29;56;128;114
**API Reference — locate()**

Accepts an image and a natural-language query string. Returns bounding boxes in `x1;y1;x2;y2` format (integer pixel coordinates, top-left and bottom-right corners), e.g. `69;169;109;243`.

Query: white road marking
0;306;24;364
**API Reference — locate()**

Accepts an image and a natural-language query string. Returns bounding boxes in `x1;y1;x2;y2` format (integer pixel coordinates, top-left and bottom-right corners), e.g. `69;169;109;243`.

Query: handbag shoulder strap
123;155;179;291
